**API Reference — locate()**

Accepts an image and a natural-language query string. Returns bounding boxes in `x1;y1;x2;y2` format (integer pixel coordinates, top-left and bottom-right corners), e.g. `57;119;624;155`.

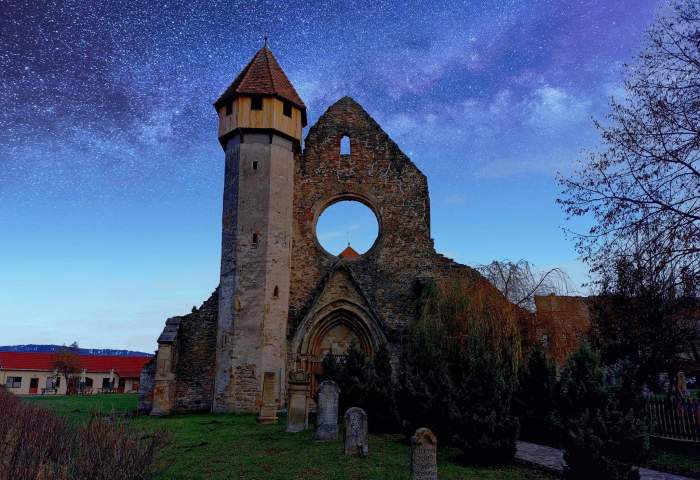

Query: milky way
0;0;665;350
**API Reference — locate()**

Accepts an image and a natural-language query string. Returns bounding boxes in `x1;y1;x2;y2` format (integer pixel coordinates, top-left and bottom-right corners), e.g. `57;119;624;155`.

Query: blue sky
1;0;665;351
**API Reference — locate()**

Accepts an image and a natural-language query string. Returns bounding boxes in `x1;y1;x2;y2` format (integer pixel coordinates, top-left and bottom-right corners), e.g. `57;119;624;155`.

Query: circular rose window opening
316;200;379;257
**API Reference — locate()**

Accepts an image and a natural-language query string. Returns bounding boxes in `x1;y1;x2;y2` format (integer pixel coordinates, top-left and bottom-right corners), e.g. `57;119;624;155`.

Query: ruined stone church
147;44;485;417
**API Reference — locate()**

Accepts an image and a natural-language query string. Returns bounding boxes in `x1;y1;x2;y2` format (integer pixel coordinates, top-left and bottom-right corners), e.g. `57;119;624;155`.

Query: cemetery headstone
286;370;311;433
257;371;278;424
411;427;437;480
314;380;340;441
343;407;368;457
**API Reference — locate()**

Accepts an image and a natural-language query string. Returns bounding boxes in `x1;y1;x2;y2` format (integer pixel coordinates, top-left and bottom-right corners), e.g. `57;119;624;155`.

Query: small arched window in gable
340;135;351;155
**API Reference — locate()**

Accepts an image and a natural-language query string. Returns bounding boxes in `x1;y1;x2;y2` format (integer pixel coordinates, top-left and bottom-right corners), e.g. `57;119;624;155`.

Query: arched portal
292;298;386;395
305;308;374;358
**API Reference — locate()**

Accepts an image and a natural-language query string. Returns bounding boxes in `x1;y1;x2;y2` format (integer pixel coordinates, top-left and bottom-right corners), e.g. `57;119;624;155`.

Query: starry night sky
1;0;665;351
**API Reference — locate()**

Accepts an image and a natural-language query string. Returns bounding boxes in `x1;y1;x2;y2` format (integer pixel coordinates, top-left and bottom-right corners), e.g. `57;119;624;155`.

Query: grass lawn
25;394;556;480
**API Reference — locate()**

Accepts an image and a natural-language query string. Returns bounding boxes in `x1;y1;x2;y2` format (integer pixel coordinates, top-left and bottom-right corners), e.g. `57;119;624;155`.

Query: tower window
251;95;263;111
283;101;292;118
340;135;351;155
273;285;279;298
252;233;259;248
225;101;232;116
253;161;258;171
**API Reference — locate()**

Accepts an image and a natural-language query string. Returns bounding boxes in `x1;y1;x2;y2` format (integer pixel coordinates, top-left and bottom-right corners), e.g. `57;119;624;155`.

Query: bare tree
558;0;700;285
478;259;573;311
52;342;80;393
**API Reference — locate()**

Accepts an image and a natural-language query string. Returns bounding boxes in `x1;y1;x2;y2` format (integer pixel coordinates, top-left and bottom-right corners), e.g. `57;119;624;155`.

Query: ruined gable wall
289;97;484;346
172;289;219;412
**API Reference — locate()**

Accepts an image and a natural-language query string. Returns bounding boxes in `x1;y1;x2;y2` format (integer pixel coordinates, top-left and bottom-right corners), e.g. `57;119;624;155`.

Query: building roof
214;46;306;112
0;352;152;378
339;245;360;259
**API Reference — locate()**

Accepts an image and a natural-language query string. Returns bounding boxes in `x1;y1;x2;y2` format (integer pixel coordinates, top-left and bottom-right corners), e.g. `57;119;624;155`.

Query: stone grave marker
257;371;278;424
314;380;340;441
343;407;368;457
286;370;311;433
411;427;437;480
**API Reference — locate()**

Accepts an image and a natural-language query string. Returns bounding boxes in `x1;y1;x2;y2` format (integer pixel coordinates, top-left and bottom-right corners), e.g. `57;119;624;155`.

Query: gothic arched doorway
292;300;386;396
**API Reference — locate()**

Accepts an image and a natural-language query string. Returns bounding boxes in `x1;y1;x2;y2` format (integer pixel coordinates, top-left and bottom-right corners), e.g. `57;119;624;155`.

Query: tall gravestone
257;372;278;424
343;407;368;457
411;428;437;480
314;380;340;441
286;370;311;433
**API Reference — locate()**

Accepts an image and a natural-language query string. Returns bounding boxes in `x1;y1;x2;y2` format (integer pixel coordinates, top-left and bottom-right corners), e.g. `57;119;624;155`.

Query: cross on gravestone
343;407;368;457
314;380;340;441
286;370;310;433
411;427;437;480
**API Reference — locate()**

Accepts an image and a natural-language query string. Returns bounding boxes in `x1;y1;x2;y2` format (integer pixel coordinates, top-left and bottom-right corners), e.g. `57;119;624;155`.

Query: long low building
0;352;152;395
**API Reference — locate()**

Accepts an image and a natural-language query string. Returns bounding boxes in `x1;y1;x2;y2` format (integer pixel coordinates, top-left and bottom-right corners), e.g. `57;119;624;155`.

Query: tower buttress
212;45;306;414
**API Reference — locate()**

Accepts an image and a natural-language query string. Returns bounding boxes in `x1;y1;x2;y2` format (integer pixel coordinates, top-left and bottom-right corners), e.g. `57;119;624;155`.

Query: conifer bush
557;343;649;480
513;343;558;445
397;277;520;465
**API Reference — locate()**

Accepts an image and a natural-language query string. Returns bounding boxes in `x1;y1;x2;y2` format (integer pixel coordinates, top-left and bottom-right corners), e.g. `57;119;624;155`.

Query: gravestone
411;428;437;480
286;370;311;433
343;407;368;457
314;380;340;441
257;372;278;424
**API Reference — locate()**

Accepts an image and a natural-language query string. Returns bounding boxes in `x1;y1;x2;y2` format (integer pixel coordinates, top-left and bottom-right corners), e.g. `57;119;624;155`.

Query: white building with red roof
0;352;151;395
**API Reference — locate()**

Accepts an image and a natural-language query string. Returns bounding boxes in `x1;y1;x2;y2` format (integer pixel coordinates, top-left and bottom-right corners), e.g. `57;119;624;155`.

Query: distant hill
0;344;152;357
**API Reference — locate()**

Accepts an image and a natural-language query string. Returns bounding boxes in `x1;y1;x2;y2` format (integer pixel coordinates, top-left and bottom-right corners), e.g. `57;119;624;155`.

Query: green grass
24;393;137;424
24;394;556;480
648;439;700;478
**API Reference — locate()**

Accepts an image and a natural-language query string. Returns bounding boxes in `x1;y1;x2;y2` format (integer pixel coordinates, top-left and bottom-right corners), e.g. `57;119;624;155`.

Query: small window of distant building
340;135;350;155
252;233;259;248
283;101;292;117
226;101;232;116
253;161;258;171
273;285;279;298
6;376;22;388
251;95;263;111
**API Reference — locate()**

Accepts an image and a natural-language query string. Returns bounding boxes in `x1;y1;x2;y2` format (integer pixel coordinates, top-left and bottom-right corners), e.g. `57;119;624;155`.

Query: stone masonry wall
289;97;483;352
172;289;218;412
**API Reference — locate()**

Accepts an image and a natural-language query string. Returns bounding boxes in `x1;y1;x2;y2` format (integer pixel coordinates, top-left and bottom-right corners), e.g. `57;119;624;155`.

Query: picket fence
645;398;700;442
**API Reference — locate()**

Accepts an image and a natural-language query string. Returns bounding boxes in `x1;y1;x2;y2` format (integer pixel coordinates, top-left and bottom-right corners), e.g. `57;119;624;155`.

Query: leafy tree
558;0;700;283
513;343;558;445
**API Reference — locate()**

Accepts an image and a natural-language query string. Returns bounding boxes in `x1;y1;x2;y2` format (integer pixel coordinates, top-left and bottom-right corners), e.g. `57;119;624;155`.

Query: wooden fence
645;398;700;442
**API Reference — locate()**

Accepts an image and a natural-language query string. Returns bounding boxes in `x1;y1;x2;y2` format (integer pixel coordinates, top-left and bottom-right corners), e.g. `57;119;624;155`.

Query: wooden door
29;378;39;394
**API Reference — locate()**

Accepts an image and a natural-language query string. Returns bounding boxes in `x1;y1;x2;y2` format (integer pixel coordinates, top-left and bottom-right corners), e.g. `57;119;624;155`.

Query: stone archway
291;296;386;396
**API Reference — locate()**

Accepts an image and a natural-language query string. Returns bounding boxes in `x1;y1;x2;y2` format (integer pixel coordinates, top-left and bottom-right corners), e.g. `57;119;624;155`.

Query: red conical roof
214;46;306;115
339;245;360;260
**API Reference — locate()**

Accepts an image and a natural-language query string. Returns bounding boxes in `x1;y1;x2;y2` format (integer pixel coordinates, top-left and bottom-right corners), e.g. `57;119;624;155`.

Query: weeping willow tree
396;274;522;465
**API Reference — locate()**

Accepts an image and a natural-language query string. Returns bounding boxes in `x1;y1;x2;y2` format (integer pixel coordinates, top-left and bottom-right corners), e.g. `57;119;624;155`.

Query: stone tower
212;44;306;414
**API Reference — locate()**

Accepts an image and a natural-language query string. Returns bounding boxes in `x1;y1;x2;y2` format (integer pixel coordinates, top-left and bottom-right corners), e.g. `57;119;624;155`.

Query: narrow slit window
225;101;232;116
251;95;263;111
340;135;351;155
253;161;258;171
273;285;279;298
252;233;259;247
283;101;292;118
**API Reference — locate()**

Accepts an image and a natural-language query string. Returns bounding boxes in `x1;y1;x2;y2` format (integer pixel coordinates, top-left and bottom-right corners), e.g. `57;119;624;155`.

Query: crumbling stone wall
173;290;218;412
137;357;155;414
288;97;484;357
